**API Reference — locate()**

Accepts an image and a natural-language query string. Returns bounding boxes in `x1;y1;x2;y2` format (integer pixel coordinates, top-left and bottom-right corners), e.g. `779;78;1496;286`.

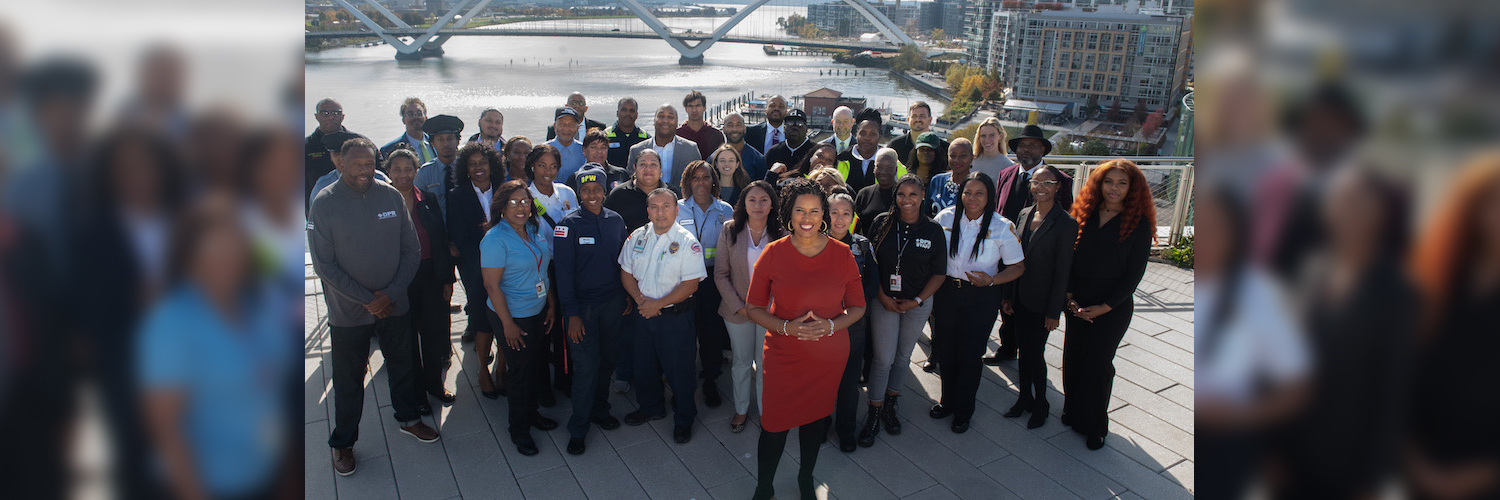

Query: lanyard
517;228;543;271
894;221;911;274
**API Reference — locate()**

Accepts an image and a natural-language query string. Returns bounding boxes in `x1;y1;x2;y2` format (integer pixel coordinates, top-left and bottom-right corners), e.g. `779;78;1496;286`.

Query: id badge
889;274;902;292
535;281;547;298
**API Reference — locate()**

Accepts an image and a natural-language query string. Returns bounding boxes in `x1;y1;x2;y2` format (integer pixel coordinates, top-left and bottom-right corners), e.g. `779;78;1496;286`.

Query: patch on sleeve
306;221;315;231
690;242;701;254
554;225;569;238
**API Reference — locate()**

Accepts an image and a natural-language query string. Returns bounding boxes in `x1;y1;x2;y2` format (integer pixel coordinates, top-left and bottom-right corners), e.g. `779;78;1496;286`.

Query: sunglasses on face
317;109;342;116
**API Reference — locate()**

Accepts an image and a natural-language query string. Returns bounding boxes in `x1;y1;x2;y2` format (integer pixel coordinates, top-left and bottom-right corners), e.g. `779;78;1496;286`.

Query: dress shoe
1003;401;1028;418
481;387;504;400
450;303;462;313
951;417;970;434
1027;412;1047;429
839;435;857;452
399;422;440;443
430;391;457;405
1086;435;1106;450
1059;413;1073;427
566;438;586;455
703;383;722;408
417;404;432;416
531;412;558;431
591;415;621;431
857;405;881;447
928;404;952;419
921;359;939;373
460;326;475;343
673;425;692;443
332;447;356;476
729;416;747;434
881;394;902;435
513;435;539;456
623;411;665;426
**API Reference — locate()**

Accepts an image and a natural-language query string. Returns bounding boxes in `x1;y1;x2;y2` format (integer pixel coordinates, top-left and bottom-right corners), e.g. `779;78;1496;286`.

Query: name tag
536;281;547;298
579;237;596;245
377;210;397;220
679;219;694;226
609;142;620;148
915;238;931;249
632;237;646;253
889;274;903;292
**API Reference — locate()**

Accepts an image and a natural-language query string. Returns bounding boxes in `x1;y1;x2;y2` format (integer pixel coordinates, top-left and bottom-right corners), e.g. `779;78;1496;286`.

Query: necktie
1018;170;1032;203
771;128;782;148
420;141;433;164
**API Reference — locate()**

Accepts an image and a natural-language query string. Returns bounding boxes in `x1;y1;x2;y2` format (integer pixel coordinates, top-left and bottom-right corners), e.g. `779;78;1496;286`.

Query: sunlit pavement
304;260;1194;500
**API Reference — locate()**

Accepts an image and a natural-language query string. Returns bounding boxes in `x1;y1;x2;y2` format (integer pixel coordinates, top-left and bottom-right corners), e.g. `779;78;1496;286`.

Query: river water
304;11;946;142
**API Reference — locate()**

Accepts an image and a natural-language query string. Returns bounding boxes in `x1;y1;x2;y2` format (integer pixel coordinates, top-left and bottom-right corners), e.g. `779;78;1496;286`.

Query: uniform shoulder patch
554;225;569;238
306;221;315;231
690;242;701;254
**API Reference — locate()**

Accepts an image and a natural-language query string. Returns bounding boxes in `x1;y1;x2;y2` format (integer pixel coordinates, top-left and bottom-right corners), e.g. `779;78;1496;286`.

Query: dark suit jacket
546;118;609;141
996;163;1074;223
1010;204;1077;320
764;140;811;175
411;187;457;285
379;133;431;166
744;122;778;155
445;182;489;290
626;136;701;189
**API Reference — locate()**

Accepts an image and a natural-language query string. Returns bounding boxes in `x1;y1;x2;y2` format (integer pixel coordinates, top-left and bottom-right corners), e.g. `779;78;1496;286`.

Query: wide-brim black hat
422;114;464;137
321;131;368;151
1007;124;1051;156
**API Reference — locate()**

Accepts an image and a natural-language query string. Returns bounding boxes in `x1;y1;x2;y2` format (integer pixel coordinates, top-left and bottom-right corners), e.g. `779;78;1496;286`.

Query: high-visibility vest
835;159;907;182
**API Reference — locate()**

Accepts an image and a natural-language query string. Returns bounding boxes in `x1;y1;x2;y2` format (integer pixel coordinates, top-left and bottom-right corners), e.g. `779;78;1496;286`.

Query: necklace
748;224;765;245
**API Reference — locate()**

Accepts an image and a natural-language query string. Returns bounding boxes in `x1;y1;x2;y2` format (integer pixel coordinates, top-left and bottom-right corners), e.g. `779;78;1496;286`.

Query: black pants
932;281;1001;419
1013;304;1051;411
488;308;548;439
328;314;421;449
996;309;1018;355
834;313;869;442
543;265;570;395
694;266;726;383
408;259;450;398
457;261;489;334
1061;300;1133;437
755;417;830;497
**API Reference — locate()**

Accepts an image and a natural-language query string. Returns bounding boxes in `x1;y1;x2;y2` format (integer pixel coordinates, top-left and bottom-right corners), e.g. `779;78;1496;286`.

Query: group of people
308;90;1158;498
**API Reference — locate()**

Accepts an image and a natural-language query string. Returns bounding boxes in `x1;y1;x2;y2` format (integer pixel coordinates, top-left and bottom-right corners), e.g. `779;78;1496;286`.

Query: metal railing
1008;155;1195;247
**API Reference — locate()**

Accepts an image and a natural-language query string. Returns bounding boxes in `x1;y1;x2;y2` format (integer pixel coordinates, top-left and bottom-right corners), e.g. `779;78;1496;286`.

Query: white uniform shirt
529;182;577;235
936;208;1024;279
618;222;708;300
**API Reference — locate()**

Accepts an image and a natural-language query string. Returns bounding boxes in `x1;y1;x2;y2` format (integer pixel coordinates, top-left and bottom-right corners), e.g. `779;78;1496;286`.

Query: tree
891;44;926;72
1082;140;1110;155
1106;100;1122;122
400;12;425;26
1141;109;1165;137
932;28;946;40
1131;101;1148;124
949;123;980;142
1083;94;1101;120
1054;140;1077;155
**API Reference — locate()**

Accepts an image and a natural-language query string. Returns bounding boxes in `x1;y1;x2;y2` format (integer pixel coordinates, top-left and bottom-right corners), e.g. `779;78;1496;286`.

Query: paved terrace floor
303;262;1194;500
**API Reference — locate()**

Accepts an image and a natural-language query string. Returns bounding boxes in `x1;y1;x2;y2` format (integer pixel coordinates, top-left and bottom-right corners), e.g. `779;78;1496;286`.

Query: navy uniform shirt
606;125;650;168
553;206;630;318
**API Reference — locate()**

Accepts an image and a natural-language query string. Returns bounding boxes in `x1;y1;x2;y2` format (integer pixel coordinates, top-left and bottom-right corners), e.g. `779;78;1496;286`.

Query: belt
658;297;696;315
947;277;988;290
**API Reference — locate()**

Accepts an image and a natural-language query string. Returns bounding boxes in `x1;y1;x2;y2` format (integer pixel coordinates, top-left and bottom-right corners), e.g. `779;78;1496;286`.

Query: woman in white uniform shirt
526;143;579;236
929;172;1025;433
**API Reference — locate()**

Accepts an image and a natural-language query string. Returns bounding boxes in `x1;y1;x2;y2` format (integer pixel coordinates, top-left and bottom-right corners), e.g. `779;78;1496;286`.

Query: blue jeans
633;309;698;427
567;293;627;438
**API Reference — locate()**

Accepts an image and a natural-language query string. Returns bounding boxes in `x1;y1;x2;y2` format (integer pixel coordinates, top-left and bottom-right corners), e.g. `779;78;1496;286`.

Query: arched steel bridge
309;0;916;64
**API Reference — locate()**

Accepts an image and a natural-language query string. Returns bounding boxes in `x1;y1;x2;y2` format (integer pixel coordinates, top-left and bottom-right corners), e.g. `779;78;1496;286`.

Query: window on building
1084;53;1095;70
1087;33;1098;50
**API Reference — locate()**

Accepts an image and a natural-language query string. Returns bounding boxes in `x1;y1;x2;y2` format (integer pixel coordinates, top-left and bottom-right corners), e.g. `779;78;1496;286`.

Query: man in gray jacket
309;137;438;477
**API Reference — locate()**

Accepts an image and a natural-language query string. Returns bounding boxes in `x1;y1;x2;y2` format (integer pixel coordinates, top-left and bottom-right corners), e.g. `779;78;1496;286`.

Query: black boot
857;404;881;447
881;394;902;435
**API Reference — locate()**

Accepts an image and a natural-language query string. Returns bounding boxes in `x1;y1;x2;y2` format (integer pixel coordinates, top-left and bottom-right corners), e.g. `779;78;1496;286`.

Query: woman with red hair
1404;152;1500;500
1061;159;1156;450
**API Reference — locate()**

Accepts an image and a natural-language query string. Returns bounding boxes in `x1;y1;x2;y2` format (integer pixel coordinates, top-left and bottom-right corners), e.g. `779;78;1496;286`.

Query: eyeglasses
402;110;425;118
1029;180;1060;188
505;198;534;206
316;109;342;116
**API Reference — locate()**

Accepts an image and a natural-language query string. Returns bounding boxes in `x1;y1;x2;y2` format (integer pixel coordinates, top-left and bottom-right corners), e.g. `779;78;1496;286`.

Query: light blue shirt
137;284;289;497
416;157;456;217
547;137;586;182
480;222;552;318
678;196;734;267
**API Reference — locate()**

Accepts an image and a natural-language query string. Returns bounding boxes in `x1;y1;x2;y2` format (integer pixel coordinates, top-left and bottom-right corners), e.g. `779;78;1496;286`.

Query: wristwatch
914;296;924;305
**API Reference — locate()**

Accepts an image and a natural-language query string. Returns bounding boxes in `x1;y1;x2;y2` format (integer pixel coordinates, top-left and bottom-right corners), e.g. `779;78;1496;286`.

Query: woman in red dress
745;179;867;500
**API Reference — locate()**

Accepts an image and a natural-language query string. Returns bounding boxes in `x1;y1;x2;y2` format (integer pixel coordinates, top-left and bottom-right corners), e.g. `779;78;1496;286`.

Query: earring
787;220;795;233
820;220;829;233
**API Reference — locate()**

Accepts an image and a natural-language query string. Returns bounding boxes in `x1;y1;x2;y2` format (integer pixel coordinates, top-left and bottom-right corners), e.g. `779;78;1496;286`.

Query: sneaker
399;422;440;443
332;447;356;476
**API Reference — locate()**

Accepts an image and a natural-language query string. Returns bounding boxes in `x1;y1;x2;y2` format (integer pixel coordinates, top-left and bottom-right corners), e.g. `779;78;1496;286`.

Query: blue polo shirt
553;206;630;317
547;137;587;182
137;284;289;497
678;196;735;267
480;222;552;318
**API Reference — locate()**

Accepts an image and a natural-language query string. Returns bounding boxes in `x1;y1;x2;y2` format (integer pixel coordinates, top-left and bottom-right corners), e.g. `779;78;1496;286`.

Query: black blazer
411;188;457;285
1010;204;1078;320
744;122;772;155
445;183;489;279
